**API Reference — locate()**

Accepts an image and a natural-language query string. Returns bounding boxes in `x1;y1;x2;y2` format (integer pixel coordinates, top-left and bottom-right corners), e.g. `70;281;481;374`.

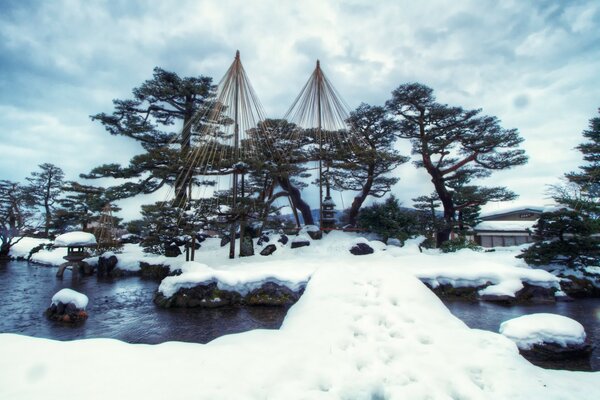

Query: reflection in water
443;298;600;371
0;261;288;344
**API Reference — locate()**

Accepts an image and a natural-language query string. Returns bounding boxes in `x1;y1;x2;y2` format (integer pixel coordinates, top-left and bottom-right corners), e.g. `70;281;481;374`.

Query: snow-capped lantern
53;231;97;277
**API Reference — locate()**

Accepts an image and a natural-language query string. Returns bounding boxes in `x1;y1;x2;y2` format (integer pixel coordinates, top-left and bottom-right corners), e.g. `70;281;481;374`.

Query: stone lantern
53;232;97;278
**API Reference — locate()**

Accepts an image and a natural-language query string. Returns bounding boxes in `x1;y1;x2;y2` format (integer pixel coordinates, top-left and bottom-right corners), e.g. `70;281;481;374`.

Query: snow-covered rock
51;288;89;310
47;289;89;322
158;261;312;298
54;232;97;247
499;313;586;350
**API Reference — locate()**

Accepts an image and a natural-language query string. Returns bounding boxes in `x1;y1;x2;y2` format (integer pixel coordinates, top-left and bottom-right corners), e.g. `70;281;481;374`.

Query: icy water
0;261;287;344
444;298;600;371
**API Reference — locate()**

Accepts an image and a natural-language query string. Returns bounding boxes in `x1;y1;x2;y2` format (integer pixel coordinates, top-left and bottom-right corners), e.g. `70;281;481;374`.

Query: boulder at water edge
500;313;592;361
45;288;89;323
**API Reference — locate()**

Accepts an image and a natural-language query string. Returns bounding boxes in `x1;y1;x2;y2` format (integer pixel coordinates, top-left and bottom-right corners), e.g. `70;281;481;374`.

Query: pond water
443;298;600;371
0;261;288;344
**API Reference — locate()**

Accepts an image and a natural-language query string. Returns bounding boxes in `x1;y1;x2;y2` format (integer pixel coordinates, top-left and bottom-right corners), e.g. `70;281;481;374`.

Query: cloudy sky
1;0;599;219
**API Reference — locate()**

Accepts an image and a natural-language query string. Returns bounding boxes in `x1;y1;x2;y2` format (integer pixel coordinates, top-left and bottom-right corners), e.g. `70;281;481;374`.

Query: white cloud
0;0;598;217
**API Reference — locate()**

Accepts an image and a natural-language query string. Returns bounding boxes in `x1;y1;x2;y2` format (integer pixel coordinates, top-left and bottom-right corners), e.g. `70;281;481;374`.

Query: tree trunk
277;177;314;225
0;242;11;259
44;178;52;237
347;165;374;226
427;170;455;247
174;100;194;208
44;201;51;237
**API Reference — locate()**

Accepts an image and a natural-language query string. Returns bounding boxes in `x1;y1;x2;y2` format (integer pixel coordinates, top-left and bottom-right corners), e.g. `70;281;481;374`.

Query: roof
474;220;536;232
479;206;544;220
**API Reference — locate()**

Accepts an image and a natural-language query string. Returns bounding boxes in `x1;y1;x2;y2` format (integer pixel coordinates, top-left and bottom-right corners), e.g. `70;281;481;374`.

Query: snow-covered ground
3;233;597;398
10;232;561;300
500;314;587;350
1;257;597;399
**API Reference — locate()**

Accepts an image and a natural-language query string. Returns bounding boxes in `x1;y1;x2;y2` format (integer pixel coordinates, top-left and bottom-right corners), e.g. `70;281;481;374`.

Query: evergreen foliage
25;163;64;237
521;109;600;269
83;67;216;199
439;236;482;253
521;210;598;267
386;83;527;245
0;180;36;257
53;182;108;232
330;103;409;226
357;195;419;243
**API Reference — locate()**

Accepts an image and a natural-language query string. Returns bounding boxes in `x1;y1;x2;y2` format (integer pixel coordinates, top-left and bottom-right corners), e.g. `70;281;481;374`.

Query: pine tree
54;182;106;231
83;67;216;201
521;109;600;269
329;103;409;226
25;163;64;237
357;195;418;243
0;180;35;258
386;83;527;245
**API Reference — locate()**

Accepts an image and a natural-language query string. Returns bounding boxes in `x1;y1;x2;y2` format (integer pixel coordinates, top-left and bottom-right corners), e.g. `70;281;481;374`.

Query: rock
301;225;322;240
140;262;170;280
154;282;241;308
164;243;181;258
425;283;485;301
349;243;374;256
478;293;515;304
240;235;254;257
559;275;600;298
195;234;207;243
45;301;88;323
520;342;593;362
220;235;231;247
291;238;310;249
514;283;556;304
278;234;289;245
478;283;556;305
257;234;270;246
260;244;277;256
97;254;118;277
245;282;302;306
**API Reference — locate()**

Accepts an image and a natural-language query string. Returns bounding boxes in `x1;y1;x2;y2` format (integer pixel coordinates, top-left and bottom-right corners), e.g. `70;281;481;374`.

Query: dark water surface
443;298;600;371
0;261;287;344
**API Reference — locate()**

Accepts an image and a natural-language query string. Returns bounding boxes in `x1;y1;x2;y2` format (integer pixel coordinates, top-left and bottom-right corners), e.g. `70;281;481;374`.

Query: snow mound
51;289;89;310
54;232;97;247
159;261;313;297
499;313;586;350
7;237;50;259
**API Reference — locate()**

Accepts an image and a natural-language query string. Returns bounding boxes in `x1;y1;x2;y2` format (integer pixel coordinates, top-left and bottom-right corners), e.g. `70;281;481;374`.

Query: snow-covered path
0;258;596;399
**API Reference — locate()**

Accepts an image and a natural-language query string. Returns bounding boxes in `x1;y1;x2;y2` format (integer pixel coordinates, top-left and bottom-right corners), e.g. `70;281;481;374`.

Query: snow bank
1;260;598;399
397;245;560;297
500;313;587;350
30;247;68;266
159;261;313;297
51;289;89;310
54;232;97;247
7;237;50;259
